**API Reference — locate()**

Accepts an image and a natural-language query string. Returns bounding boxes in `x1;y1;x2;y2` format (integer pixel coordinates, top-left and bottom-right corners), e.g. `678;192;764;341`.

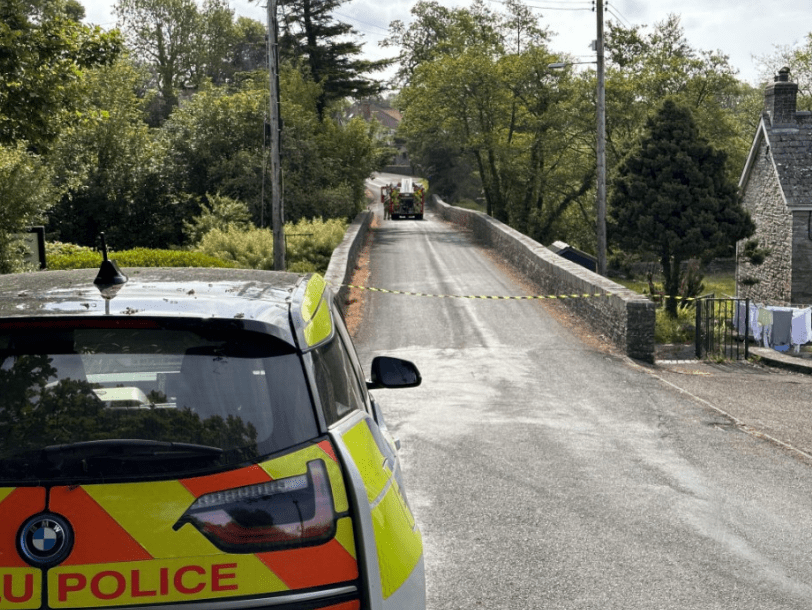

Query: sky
80;0;810;87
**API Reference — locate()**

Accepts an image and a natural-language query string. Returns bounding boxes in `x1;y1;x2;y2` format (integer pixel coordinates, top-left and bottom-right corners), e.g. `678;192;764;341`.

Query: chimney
764;66;798;126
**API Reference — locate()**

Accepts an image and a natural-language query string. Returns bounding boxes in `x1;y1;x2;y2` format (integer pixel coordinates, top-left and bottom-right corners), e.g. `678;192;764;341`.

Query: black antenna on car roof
94;233;128;300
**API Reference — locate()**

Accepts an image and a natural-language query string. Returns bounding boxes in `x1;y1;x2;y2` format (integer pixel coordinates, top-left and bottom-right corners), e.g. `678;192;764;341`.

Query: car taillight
174;460;336;552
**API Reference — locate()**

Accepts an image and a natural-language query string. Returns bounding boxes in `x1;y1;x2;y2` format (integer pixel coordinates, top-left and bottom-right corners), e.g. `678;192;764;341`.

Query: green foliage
0;144;58;274
654;306;695;344
284;217;349;273
184;193;252;244
609;99;754;318
114;0;237;116
0;0;122;149
279;66;382;222
740;238;771;267
615;272;735;344
196;217;347;273
163;80;267;223
397;1;592;244
605;15;749;182
47;59;191;249
46;248;237;270
45;241;95;258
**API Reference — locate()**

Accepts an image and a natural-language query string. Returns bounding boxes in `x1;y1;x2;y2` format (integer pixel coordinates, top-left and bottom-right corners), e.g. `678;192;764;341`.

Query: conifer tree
278;0;390;119
609;99;754;317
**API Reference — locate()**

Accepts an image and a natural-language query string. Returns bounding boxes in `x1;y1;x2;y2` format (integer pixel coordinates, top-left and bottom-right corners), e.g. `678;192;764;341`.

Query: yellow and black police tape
340;283;700;302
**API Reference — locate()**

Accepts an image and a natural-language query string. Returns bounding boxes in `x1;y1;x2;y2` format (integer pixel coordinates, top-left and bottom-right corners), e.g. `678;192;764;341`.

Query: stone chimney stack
764;66;798;126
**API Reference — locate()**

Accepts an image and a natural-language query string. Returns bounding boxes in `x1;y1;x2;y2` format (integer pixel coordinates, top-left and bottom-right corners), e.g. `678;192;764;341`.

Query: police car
0;261;425;610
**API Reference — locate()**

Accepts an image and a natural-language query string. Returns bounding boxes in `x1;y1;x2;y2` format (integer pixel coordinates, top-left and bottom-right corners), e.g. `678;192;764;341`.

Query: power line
483;0;593;10
605;3;632;28
333;10;390;34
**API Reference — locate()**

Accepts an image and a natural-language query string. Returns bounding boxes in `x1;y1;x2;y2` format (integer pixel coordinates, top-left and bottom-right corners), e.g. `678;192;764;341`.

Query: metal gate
695;297;750;360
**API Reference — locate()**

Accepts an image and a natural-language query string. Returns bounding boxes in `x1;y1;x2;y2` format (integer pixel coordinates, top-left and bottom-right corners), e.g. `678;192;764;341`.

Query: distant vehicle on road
382;178;425;220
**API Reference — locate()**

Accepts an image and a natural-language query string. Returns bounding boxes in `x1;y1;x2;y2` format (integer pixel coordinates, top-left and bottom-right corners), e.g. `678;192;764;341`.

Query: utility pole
267;0;285;270
595;0;607;276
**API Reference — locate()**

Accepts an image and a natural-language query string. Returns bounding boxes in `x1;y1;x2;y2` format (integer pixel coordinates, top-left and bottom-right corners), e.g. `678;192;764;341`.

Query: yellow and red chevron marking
0;488;46;609
0;488;46;568
0;441;358;609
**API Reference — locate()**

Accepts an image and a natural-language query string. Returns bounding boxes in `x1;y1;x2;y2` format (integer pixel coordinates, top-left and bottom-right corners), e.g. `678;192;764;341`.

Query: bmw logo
18;514;73;567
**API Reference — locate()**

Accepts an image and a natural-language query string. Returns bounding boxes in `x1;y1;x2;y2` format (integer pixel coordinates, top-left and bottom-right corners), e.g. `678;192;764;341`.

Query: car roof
0;268;334;349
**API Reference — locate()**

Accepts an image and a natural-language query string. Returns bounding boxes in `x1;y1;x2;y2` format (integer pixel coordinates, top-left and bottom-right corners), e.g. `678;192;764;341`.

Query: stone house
737;67;812;305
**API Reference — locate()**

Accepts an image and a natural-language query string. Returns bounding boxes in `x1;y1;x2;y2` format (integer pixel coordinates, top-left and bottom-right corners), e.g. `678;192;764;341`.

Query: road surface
354;178;812;609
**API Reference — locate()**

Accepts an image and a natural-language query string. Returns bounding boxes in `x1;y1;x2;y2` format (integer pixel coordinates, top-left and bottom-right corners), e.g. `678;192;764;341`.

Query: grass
616;274;736;300
611;272;736;344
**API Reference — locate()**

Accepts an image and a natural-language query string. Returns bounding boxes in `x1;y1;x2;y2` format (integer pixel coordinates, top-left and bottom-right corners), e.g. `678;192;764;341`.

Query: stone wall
324;210;373;310
737;139;793;305
430;196;656;362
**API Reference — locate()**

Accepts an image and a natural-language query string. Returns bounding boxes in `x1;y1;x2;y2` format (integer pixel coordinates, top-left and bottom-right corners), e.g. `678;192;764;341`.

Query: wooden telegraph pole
267;0;285;270
595;0;607;276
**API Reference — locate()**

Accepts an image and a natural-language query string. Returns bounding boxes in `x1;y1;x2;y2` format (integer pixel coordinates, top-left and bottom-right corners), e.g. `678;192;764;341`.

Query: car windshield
0;323;317;483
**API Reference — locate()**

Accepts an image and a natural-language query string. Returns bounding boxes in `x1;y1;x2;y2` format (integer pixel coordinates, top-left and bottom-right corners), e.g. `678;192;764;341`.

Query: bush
183;193;252;245
655;306;695;344
196;218;348;274
285;218;348;273
46;242;95;258
47;248;237;270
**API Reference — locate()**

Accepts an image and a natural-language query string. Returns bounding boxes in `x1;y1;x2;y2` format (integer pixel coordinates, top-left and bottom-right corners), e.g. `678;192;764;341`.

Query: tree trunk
661;255;681;319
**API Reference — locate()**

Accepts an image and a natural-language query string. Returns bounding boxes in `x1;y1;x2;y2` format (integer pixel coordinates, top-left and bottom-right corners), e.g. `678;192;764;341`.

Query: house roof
740;70;812;210
741;113;812;210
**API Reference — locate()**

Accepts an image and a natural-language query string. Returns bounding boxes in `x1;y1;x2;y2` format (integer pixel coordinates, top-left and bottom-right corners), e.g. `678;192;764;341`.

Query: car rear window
0;323;318;483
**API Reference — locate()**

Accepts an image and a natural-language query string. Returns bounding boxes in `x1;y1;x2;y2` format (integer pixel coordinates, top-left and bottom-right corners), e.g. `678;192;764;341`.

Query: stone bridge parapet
431;196;655;362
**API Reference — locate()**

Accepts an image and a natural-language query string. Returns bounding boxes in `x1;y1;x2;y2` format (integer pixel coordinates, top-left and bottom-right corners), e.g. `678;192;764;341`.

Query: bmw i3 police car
0;263;425;610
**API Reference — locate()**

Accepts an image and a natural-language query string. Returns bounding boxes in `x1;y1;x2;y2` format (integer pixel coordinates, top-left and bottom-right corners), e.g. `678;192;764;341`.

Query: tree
397;0;595;245
183;192;252;244
609;100;754;317
47;60;191;249
278;65;385;221
162;79;268;226
0;0;122;149
755;32;812;109
605;15;748;183
230;16;268;75
115;0;236;117
0;144;57;273
278;0;390;118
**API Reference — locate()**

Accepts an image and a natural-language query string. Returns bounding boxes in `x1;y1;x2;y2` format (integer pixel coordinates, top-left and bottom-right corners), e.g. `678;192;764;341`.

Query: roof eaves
739;115;770;191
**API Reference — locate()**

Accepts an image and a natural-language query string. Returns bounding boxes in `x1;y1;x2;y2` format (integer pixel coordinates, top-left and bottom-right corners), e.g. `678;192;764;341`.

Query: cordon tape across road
337;283;701;302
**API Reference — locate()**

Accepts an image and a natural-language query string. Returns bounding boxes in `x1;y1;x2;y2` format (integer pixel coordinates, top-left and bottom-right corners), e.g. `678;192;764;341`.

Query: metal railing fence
695;297;749;361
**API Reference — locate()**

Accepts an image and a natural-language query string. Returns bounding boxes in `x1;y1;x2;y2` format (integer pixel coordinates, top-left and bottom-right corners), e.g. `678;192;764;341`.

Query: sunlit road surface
354;180;812;610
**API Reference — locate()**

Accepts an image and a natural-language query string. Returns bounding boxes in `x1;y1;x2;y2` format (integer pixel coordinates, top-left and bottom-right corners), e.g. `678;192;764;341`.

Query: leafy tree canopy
397;0;593;245
115;0;240;118
605;14;750;181
47;59;191;249
0;0;122;149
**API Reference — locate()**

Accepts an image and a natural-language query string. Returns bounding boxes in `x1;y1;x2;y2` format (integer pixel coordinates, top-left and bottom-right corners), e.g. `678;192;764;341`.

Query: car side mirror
367;356;421;390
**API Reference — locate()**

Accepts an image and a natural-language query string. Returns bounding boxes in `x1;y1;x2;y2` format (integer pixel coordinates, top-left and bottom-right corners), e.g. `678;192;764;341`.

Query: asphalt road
354;179;812;609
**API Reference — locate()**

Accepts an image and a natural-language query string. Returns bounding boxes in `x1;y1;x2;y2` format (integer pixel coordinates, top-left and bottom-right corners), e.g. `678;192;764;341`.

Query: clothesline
733;303;812;353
